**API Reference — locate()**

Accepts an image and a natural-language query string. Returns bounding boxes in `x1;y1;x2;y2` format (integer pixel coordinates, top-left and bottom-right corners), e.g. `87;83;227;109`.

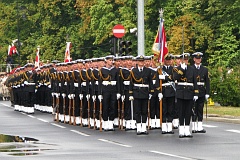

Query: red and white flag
64;42;72;62
8;43;18;56
35;47;40;68
152;18;168;63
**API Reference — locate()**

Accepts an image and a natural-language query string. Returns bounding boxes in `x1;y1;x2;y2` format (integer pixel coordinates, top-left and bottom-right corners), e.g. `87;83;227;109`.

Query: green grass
205;105;240;117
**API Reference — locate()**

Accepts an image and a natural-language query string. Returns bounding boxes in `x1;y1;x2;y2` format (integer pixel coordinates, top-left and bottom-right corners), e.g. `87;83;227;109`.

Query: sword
72;95;76;125
118;99;121;129
121;99;125;130
148;99;150;130
99;100;103;132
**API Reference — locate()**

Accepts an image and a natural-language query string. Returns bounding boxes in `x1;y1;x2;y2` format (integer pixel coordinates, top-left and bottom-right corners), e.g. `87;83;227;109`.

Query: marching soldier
173;53;199;138
191;52;210;133
157;54;175;134
98;55;120;131
129;55;154;135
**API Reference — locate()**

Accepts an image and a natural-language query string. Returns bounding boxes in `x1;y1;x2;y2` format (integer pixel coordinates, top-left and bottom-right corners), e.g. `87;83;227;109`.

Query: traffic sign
112;24;125;38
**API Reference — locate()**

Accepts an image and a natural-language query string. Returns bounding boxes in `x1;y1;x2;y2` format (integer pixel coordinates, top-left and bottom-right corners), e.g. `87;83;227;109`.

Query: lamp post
16;0;21;66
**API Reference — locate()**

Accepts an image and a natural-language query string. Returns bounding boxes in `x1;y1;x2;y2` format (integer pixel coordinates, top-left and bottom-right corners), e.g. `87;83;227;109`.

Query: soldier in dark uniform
157;54;175;134
129;55;154;135
98;55;120;131
191;52;210;133
173;53;199;138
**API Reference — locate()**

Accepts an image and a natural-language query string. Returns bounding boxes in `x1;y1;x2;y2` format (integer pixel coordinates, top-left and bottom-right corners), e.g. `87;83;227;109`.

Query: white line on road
0;103;11;108
149;150;196;160
37;118;49;123
98;139;132;148
202;124;218;128
70;130;90;137
226;130;240;134
27;115;35;118
51;123;66;128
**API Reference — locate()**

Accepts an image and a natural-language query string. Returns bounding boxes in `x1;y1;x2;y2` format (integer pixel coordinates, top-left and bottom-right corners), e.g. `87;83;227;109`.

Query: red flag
152;19;168;63
64;42;72;62
35;47;40;68
8;43;18;56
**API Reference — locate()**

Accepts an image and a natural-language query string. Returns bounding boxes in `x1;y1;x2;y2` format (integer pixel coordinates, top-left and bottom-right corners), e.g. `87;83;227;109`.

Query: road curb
206;114;240;124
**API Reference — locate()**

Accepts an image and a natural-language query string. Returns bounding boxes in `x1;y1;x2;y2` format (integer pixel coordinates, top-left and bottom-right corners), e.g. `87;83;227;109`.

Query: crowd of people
5;52;210;138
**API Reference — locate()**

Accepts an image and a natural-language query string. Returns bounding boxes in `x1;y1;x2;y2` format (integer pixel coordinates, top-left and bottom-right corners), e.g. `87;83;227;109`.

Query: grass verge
204;105;240;117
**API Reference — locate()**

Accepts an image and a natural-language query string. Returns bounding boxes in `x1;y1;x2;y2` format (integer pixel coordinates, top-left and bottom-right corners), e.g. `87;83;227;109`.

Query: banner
64;42;72;62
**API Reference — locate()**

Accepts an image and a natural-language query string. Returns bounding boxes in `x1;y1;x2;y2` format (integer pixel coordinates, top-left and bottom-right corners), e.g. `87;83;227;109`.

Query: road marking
226;130;240;134
27;115;35;118
70;130;90;137
149;150;196;160
51;123;66;128
0;103;11;108
98;139;132;148
202;124;217;128
37;118;49;123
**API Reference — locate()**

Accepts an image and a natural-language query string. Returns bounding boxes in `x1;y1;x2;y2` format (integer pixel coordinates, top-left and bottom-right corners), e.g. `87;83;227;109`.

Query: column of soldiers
5;52;210;138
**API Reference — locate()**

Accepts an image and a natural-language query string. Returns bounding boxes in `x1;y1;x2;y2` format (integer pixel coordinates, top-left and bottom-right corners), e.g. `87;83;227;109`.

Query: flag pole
159;8;163;128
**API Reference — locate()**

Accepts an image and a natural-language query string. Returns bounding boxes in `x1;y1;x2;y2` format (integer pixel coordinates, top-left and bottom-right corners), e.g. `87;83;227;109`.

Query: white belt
74;83;78;87
81;82;87;86
123;81;130;85
178;82;193;86
134;84;149;88
27;83;35;85
95;81;99;85
162;82;171;86
152;80;156;85
197;82;205;85
102;81;116;86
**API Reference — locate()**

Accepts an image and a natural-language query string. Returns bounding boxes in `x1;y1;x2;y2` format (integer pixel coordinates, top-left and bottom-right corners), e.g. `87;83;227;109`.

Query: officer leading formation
5;52;210;138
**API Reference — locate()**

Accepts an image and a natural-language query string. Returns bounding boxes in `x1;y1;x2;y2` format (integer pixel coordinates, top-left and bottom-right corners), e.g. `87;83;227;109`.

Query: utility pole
137;0;144;56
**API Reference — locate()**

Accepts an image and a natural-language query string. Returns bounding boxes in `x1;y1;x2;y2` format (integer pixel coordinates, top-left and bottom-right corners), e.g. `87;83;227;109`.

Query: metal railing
0;64;19;74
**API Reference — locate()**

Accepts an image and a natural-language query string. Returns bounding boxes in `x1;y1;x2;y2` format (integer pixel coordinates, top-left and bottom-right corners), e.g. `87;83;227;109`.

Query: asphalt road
0;101;240;160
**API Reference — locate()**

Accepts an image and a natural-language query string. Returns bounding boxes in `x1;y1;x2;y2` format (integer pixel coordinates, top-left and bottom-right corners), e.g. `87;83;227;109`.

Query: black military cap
136;55;145;61
174;55;181;59
164;54;173;60
192;52;203;59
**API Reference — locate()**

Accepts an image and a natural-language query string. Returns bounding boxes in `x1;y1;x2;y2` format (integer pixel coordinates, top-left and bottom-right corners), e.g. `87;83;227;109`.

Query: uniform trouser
82;91;88;118
173;97;179;119
23;90;28;107
102;91;117;121
134;98;148;123
26;91;35;107
192;96;205;122
13;88;18;105
177;98;193;126
45;87;52;106
124;91;132;120
94;91;100;120
59;93;64;114
162;96;175;122
74;89;80;117
150;93;159;119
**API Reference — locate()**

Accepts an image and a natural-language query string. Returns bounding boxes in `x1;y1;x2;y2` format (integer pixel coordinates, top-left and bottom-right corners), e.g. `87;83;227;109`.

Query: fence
0;64;19;74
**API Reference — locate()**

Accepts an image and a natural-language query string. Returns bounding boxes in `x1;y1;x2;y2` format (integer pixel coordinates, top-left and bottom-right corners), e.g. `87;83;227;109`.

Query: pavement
207;114;240;124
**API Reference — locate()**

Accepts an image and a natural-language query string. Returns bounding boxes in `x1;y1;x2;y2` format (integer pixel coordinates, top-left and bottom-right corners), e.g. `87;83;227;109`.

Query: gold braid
80;70;86;82
72;71;78;82
23;72;28;80
91;70;98;81
120;69;131;81
86;70;91;80
99;69;110;81
130;70;143;83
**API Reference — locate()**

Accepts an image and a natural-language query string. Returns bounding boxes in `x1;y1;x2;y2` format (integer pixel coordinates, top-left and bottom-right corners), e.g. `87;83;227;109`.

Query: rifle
205;100;208;121
118;99;121;129
68;97;72;125
121;99;124;130
56;96;60;122
80;98;83;127
52;95;55;121
99;100;103;132
192;100;196;118
63;95;66;123
88;97;91;128
72;96;76;125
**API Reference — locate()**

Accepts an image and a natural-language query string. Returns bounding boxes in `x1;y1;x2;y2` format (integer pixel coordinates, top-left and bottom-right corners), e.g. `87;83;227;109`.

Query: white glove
68;94;72;99
24;81;28;85
35;89;37;93
92;95;96;102
86;94;90;101
205;94;209;101
98;95;103;102
116;93;121;100
79;94;83;100
62;93;66;98
129;96;134;101
181;63;186;70
48;85;51;88
149;94;152;100
56;94;59;98
158;75;165;80
121;95;125;102
193;96;198;101
51;93;55;97
158;93;163;101
71;94;75;98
